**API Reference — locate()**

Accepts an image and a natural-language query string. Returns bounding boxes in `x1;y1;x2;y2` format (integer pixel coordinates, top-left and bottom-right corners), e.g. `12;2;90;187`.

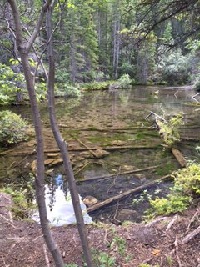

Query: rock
111;140;126;146
83;196;98;207
47;153;60;158
95;149;109;158
44;159;54;165
117;209;138;222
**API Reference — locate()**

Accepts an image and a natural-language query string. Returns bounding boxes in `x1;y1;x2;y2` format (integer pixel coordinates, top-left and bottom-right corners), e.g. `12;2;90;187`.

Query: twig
174;236;183;267
74;161;90;176
43;244;50;267
0;214;15;227
186;208;199;233
166;214;179;231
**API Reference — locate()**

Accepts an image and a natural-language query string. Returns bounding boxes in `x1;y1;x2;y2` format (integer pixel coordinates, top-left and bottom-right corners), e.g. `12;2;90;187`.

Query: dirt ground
0;193;199;267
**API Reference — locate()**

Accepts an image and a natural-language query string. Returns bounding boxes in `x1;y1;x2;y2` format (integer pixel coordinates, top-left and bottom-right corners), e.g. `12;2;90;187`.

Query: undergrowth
147;163;200;217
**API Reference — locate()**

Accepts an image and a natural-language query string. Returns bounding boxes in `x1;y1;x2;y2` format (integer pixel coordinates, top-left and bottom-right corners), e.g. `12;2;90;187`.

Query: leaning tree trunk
7;1;64;266
46;5;93;267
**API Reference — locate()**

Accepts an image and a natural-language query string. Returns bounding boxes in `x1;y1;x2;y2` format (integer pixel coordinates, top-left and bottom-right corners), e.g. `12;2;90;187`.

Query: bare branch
26;1;52;52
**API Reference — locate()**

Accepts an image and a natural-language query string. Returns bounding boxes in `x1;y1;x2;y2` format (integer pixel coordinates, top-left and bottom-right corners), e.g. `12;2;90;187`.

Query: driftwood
87;174;172;213
172;148;187;167
77;165;158;183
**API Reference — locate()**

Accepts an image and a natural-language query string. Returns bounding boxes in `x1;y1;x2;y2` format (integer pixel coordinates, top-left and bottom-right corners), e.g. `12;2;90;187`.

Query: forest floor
0;193;199;267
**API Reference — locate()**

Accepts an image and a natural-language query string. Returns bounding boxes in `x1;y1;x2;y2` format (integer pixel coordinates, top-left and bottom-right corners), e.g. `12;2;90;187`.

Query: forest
0;1;200;267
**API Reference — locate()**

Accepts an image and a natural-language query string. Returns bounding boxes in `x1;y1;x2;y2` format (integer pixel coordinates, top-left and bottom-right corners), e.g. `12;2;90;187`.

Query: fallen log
171;148;187;167
77;165;159;183
87;174;172;213
0;145;160;156
58;124;155;131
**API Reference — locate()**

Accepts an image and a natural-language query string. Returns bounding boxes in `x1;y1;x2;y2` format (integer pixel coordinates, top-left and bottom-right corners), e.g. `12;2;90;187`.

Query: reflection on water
32;174;92;226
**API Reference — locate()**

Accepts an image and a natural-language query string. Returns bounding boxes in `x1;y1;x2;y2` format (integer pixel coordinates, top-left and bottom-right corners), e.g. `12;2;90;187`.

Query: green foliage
172;163;200;195
92;250;116;267
148;163;200;217
158;50;190;85
117;74;133;88
149;194;191;216
81;81;110;90
0;110;28;146
55;83;81;98
111;236;126;256
0;63;25;104
0;187;30;219
157;114;183;147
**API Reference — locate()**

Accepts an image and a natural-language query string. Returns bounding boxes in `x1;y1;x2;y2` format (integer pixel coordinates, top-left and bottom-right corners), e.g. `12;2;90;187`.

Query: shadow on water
0;86;200;224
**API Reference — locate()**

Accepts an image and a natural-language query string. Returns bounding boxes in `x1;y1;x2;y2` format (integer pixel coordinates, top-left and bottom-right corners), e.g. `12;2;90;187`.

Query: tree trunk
46;5;93;267
112;0;121;79
7;1;64;266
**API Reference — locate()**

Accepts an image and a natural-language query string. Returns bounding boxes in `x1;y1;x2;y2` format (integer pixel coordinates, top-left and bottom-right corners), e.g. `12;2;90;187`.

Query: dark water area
0;86;200;224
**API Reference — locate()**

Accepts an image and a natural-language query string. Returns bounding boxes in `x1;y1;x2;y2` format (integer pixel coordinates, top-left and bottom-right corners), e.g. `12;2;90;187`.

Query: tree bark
46;5;93;267
7;1;64;266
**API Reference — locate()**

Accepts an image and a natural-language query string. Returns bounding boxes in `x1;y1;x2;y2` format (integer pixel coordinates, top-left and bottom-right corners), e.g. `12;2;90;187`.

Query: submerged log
0;144;160;157
87;174;172;213
77;165;158;183
172;148;187;167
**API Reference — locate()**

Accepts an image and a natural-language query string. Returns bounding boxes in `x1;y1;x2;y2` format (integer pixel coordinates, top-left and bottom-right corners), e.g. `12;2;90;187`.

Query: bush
148;163;200;217
0;63;25;105
157;113;183;147
117;74;133;88
0;110;28;146
55;83;81;98
158;50;190;85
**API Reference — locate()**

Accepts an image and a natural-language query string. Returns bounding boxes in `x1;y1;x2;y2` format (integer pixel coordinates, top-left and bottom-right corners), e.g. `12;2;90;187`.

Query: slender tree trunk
46;5;93;267
7;1;64;266
112;0;121;79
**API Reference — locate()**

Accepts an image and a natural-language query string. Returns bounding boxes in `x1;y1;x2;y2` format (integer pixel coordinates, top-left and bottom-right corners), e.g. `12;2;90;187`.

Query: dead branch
186;208;200;233
182;226;200;244
43;244;50;267
71;135;99;158
166;214;179;231
87;174;172;213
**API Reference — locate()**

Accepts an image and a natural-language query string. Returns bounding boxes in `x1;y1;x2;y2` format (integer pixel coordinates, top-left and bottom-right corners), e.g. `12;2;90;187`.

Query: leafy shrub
148;163;200;217
158;50;190;85
117;74;133;88
0;110;28;146
1;186;30;218
55;83;81;98
81;81;110;90
0;62;25;105
157;113;183;147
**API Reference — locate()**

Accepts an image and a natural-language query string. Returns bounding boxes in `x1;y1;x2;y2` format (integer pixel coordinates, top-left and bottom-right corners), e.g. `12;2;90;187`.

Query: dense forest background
1;0;200;99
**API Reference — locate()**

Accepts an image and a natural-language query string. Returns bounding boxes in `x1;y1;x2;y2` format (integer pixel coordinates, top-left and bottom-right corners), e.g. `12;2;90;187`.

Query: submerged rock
117;209;138;222
83;196;98;207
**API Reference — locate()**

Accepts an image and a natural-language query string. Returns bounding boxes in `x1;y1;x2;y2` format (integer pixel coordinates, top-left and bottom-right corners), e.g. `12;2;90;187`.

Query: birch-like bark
46;5;93;266
7;1;64;266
